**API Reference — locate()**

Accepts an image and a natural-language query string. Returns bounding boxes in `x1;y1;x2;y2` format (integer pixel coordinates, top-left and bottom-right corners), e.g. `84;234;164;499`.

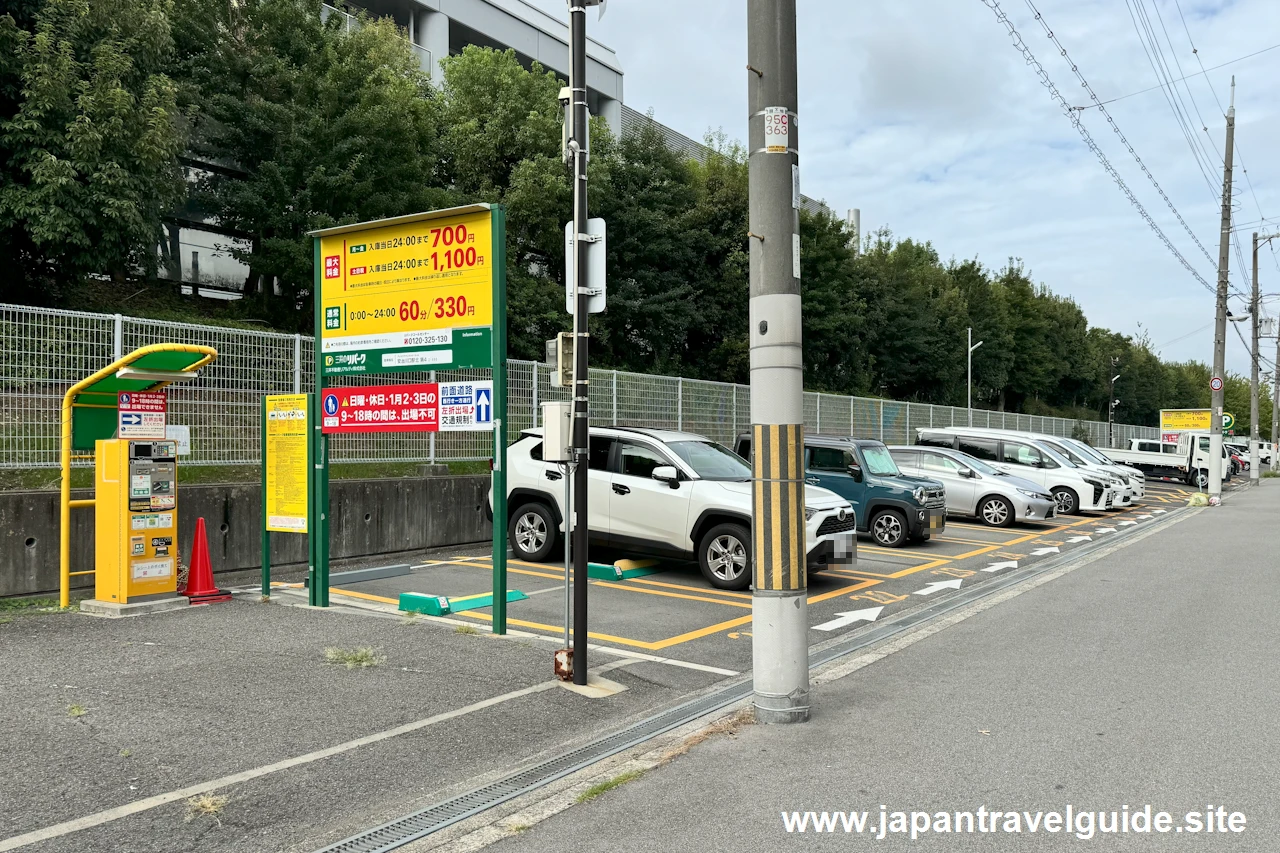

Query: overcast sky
526;0;1280;376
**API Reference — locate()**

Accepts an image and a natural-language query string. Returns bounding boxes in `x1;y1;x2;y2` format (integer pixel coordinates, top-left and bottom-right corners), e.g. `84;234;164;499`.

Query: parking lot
313;479;1219;676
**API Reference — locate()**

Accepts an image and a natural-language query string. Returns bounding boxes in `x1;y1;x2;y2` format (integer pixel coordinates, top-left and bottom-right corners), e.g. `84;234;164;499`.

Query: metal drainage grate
313;685;748;852
316;509;1185;853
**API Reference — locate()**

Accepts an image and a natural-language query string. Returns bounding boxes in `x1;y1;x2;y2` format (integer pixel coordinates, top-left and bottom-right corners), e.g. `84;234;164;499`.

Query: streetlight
967;327;984;427
1107;361;1120;448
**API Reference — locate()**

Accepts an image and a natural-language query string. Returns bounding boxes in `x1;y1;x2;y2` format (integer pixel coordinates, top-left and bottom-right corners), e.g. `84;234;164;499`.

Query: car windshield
666;440;752;480
861;445;901;476
1036;442;1077;468
1067;440;1111;466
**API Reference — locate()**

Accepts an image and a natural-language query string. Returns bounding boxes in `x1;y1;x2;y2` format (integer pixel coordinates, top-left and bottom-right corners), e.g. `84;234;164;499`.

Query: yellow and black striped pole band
751;422;807;592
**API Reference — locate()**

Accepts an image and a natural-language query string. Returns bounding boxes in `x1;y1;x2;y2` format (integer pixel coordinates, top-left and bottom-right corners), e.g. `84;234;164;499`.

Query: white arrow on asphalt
913;579;963;596
1152;510;1168;515
1094;527;1117;534
982;560;1018;573
1031;546;1060;556
812;607;884;633
1118;520;1137;527
1136;514;1153;520
1067;535;1092;543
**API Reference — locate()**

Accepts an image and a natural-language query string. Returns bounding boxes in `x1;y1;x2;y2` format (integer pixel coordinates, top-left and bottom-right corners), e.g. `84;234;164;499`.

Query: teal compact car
735;433;946;547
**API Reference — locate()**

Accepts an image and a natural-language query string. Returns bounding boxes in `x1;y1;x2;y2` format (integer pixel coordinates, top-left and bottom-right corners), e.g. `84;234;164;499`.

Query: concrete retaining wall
0;476;492;598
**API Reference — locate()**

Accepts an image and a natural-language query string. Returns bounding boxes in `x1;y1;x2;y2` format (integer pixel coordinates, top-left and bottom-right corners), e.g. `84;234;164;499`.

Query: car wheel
508;502;557;562
978;495;1014;527
1051;487;1078;516
869;508;908;548
698;523;751;591
1194;469;1209;490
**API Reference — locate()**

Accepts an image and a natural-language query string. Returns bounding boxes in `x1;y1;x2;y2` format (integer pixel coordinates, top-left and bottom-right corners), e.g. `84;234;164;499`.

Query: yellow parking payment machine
95;439;179;603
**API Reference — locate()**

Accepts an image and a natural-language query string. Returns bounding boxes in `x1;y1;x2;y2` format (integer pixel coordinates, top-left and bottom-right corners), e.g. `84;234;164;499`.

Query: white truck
1104;432;1230;489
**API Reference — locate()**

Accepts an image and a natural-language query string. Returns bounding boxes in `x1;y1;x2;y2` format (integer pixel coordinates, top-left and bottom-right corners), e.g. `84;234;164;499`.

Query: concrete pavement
492;482;1280;851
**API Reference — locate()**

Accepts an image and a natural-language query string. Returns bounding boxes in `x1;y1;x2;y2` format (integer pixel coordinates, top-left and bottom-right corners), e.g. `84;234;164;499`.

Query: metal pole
491;206;509;634
677;378;683;431
569;0;591;686
1209;79;1235;501
429;369;436;464
748;0;808;725
1251;232;1261;482
967;327;972;426
293;334;302;394
261;396;270;598
1273;332;1280;473
612;370;618;425
113;314;123;361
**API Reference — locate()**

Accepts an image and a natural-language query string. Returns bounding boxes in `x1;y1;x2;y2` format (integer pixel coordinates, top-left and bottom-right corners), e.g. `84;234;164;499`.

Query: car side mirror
651;465;680;488
847;464;863;482
960;468;975;478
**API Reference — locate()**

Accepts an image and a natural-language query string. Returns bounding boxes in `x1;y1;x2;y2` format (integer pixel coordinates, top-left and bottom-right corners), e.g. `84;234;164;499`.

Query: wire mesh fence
0;302;1161;469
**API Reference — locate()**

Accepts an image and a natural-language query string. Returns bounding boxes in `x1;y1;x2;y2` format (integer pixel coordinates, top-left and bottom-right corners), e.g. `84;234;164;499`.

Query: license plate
928;510;946;531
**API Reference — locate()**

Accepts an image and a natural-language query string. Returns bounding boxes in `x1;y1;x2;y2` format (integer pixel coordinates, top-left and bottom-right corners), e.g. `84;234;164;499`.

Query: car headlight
804;507;817;521
1016;488;1041;498
912;486;926;505
1082;476;1104;489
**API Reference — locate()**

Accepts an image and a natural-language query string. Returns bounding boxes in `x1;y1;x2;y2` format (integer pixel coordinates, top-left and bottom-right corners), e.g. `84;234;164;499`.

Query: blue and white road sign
121;413;143;426
439;380;494;432
324;393;340;416
474;387;493;424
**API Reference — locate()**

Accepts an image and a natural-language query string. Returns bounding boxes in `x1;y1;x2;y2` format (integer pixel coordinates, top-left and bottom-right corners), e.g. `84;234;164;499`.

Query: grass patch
1263;470;1279;478
453;624;478;635
67;704;88;718
119;749;132;758
0;597;60;611
576;769;646;804
507;823;532;834
324;646;383;669
662;707;755;763
184;793;229;824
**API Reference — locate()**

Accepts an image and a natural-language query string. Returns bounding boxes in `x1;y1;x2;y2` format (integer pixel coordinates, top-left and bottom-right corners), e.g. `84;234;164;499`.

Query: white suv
490;426;856;590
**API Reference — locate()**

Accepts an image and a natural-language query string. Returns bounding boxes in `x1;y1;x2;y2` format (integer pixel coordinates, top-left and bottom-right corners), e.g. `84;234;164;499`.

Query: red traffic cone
181;517;231;604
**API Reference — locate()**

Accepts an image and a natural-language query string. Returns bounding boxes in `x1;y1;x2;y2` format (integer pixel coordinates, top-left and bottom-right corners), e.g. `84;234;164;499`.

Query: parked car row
489;424;1136;591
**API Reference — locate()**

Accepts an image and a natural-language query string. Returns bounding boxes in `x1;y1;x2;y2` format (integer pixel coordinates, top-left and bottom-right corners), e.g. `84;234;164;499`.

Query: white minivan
941;427;1140;507
916;427;1117;515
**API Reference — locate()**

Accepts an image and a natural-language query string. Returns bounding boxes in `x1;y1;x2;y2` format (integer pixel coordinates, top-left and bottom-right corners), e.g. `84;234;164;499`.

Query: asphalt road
491;481;1278;852
0;479;1231;852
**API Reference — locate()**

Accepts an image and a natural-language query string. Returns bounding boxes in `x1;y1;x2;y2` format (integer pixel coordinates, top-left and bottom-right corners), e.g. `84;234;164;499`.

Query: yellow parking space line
943;523;1023;538
458;611;666;650
629;578;753;600
807;579;881;601
330;587;399;605
593;581;752;609
648;615;755;650
453;556;566;581
935;535;1018;546
841;558;951;579
857;546;941;560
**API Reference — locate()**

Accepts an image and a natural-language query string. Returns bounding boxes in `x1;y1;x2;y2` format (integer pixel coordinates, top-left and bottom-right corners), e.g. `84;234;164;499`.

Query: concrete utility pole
747;0;808;724
967;328;983;427
1250;231;1280;480
1251;232;1261;482
1274;332;1280;473
567;0;595;686
1208;78;1235;501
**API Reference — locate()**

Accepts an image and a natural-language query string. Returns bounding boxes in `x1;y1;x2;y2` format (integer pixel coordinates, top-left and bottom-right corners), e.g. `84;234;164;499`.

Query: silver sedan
888;446;1057;527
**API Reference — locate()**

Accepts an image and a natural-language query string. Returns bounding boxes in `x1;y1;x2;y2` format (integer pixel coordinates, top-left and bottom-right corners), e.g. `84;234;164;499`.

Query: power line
1154;321;1213;350
978;0;1217;296
1174;0;1280;278
1019;0;1225;290
1073;42;1280;111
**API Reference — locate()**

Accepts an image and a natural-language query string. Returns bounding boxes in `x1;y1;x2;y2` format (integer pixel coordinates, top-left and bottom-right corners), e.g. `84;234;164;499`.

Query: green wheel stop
399;589;528;617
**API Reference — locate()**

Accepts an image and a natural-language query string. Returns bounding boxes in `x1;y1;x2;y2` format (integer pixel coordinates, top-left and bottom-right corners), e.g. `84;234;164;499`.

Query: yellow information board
265;394;309;532
318;208;494;376
1160;409;1212;432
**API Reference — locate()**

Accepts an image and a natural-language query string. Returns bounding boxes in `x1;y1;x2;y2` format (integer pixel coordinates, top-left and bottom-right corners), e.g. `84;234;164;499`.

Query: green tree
0;0;183;302
183;0;446;327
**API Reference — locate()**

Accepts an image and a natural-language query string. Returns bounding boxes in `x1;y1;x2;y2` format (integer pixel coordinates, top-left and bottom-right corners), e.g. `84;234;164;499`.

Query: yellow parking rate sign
318;208;496;376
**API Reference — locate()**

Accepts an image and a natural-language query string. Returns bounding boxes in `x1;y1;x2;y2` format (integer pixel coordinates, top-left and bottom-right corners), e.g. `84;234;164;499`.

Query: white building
166;0;831;297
